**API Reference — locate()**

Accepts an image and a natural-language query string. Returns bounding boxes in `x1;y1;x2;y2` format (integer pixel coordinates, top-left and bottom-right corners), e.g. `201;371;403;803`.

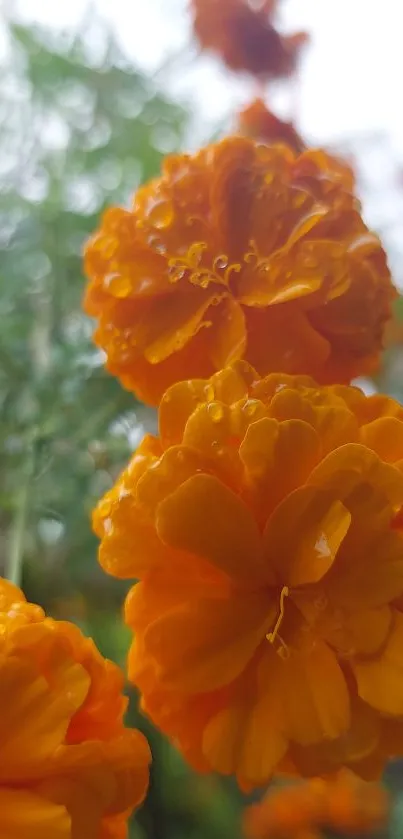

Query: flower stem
7;444;36;587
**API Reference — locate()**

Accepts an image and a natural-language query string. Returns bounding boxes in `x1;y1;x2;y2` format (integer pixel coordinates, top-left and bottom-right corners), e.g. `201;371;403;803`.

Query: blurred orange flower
191;0;308;79
238;99;305;153
244;771;388;839
0;579;150;839
94;361;403;789
84;137;395;406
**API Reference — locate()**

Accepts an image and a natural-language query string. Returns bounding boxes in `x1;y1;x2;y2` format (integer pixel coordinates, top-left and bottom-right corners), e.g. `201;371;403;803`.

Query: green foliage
0;15;181;599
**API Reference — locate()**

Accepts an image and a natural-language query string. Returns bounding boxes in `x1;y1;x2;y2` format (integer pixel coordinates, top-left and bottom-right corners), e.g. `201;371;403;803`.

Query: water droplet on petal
105;274;132;298
243;399;260;418
208;402;224;422
204;384;215;402
148;200;174;230
214;254;229;271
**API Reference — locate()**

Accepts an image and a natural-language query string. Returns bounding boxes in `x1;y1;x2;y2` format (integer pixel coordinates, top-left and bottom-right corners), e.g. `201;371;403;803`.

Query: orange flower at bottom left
0;578;150;839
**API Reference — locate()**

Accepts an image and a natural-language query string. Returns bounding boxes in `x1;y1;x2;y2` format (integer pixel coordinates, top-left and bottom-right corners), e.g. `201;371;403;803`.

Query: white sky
6;0;403;283
10;0;403;148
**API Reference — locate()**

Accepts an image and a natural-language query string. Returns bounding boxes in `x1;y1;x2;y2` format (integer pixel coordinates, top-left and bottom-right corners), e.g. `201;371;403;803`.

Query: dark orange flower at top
84;137;395;406
0;578;150;839
238;99;305;153
191;0;308;80
94;361;403;789
244;771;388;839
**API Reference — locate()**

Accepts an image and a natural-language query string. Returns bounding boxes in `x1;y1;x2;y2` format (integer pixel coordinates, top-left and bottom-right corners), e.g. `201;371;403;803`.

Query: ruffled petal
0;654;89;779
259;635;350;746
263;486;351;587
0;788;70;839
353;610;403;716
142;591;271;692
156;473;268;584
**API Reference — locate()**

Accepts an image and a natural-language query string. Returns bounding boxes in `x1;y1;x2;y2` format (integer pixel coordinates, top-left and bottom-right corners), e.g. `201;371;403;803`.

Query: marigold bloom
244;771;388;839
84;137;395;405
94;361;403;788
0;579;150;839
238;99;305;153
191;0;308;79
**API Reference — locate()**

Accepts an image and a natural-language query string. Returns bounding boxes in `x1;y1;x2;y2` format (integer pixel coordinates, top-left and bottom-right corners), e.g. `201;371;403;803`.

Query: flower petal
263;486;351;587
240;418;321;517
156;473;268;584
307;443;403;508
360;416;403;464
353;610;403;716
208;296;246;368
274;637;350;746
127;288;225;364
0;788;70;839
203;692;287;785
142;591;272;692
0;655;90;779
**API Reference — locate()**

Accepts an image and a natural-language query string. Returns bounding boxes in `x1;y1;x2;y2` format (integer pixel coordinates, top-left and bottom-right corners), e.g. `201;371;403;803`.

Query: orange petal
323;526;403;610
203;695;287;785
269;389;359;455
0;655;90;780
156;473;269;584
260;638;350;746
142;591;271;692
307;443;403;508
353;610;403;716
240;418;321;516
245;307;330;378
98;507;165;579
360;416;403;464
319;605;392;658
287;644;350;745
208;296;246;368
128;288;225;364
263;486;351;587
0;788;70;839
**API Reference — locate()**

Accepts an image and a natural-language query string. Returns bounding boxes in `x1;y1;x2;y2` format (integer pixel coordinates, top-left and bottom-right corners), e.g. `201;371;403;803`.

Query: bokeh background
1;0;403;836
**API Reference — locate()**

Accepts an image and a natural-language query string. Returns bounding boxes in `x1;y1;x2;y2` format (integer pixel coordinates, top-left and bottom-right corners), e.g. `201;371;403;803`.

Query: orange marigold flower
244;771;388;839
84;137;395;406
191;0;308;80
94;361;403;789
238;99;305;153
0;578;150;839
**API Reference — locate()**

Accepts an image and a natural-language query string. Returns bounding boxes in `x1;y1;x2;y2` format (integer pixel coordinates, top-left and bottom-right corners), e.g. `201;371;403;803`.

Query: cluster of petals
0;579;150;839
238;99;305;153
244;771;388;839
191;0;308;79
84;137;395;406
94;361;403;789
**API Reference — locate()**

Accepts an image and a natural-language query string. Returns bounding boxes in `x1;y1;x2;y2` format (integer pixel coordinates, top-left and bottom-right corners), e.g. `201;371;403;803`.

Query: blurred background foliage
1;4;403;839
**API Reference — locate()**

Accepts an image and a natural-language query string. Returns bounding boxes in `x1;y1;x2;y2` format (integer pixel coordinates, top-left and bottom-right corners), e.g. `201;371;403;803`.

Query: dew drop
148;200;174;230
106;274;132;298
243;399;260;418
208;402;224;422
168;265;186;282
214;254;229;271
204;384;215;401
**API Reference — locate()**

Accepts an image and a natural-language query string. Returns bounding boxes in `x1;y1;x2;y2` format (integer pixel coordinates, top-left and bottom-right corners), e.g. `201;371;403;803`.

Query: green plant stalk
7;445;35;587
